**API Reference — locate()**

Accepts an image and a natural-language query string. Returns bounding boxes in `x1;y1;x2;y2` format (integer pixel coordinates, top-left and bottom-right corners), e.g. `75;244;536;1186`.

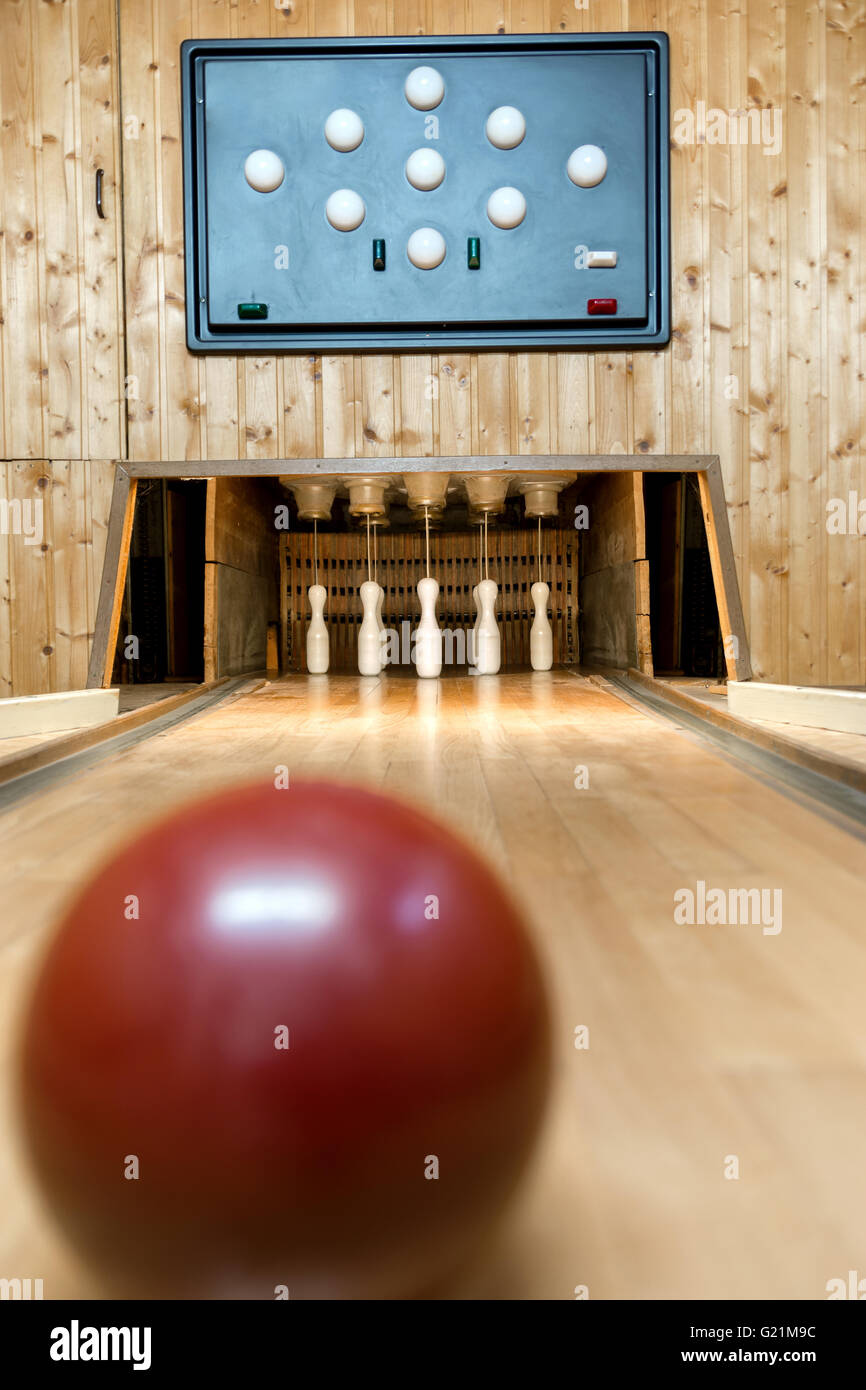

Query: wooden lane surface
1;670;865;1299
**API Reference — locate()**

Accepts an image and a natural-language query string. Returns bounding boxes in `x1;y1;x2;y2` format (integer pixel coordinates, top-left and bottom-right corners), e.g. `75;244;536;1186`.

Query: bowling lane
2;669;866;1299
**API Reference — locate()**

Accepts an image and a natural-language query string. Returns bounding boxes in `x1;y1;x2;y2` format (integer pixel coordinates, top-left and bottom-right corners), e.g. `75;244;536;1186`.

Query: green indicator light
372;239;386;271
237;302;268;320
467;237;481;270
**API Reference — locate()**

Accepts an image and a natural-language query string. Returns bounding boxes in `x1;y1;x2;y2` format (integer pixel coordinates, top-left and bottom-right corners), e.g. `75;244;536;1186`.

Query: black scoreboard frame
181;33;670;353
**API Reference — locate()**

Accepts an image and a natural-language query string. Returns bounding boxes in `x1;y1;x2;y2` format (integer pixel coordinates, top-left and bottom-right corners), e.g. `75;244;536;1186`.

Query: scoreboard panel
181;34;669;352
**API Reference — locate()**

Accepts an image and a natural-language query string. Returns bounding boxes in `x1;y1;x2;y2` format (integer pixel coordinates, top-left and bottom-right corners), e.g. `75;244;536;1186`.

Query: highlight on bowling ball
19;779;551;1299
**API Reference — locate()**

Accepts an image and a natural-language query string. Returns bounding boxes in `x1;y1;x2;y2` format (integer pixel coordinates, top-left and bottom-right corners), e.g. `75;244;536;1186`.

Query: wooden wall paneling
356;354;396;457
825;0;863;685
0;0;47;459
79;0;126;459
626;9;669;463
704;0;744;606
467;0;508;36
107;1;866;686
747;0;788;682
0;463;10;697
37;0;84;458
551;0;594;466
785;0;826;685
860;1;866;696
50;461;91;692
667;0;707;459
193;0;241;460
316;0;356;459
160;0;204;462
513;0;551;460
121;0;167;461
586;0;630;462
438;352;472;454
282;355;322;458
0;1;122;462
476;355;514;454
0;460;116;697
629;0;667;453
398;357;436;457
235;2;281;463
9;461;53;695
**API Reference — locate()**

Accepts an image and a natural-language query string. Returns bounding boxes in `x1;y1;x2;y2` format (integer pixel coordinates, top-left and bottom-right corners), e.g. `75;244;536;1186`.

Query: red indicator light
587;298;617;315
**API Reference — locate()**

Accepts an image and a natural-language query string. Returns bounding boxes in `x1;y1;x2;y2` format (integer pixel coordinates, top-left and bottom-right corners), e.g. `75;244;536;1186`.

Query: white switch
587;250;617;268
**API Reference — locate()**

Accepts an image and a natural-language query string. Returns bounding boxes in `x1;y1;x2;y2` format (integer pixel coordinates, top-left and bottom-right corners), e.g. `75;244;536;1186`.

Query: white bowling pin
414;575;442;678
530;580;553;671
468;583;481;666
358;579;384;676
376;584;388;669
306;584;329;674
475;578;500;675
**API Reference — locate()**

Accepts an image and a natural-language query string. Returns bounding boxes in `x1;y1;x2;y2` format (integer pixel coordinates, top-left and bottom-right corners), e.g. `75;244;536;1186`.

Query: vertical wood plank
824;0;863;684
79;0;126;459
50;460;91;689
9;460;53;695
0;0;47;458
667;0;706;454
704;0;748;636
398;356;435;456
37;0;83;459
747;0;788;681
0;463;11;696
120;0;166;460
160;0;203;461
321;355;357;456
785;0;826;683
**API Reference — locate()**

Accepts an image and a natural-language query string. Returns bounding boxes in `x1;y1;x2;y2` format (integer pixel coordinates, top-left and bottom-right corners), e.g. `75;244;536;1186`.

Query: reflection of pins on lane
306;519;329;674
358;516;384;677
475;512;501;676
530;518;553;671
414;506;442;679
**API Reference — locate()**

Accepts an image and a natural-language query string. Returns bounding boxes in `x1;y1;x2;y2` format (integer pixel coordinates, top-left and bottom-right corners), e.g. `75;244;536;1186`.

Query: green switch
238;302;268;320
467;237;481;270
372;238;386;271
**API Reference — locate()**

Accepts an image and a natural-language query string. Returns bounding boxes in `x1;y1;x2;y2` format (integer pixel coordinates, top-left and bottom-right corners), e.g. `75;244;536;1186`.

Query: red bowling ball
19;779;550;1298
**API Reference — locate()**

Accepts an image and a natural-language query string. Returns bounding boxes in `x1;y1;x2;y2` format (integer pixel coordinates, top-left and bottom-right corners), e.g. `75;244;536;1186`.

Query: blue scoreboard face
182;34;669;353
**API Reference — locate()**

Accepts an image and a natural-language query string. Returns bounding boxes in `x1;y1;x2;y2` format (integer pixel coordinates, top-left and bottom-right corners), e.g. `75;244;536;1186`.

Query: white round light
244;148;285;193
405;147;446;190
324;108;364;152
404;66;444;111
407;227;446;269
485;105;526;149
486;186;526;229
567;144;607;188
325;188;366;231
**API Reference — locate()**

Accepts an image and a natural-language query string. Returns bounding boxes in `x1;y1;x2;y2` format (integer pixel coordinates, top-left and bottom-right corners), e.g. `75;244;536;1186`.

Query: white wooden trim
727;682;866;736
0;689;120;738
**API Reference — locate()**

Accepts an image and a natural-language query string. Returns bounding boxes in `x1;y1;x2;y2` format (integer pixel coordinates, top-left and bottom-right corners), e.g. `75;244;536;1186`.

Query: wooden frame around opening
87;455;751;689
